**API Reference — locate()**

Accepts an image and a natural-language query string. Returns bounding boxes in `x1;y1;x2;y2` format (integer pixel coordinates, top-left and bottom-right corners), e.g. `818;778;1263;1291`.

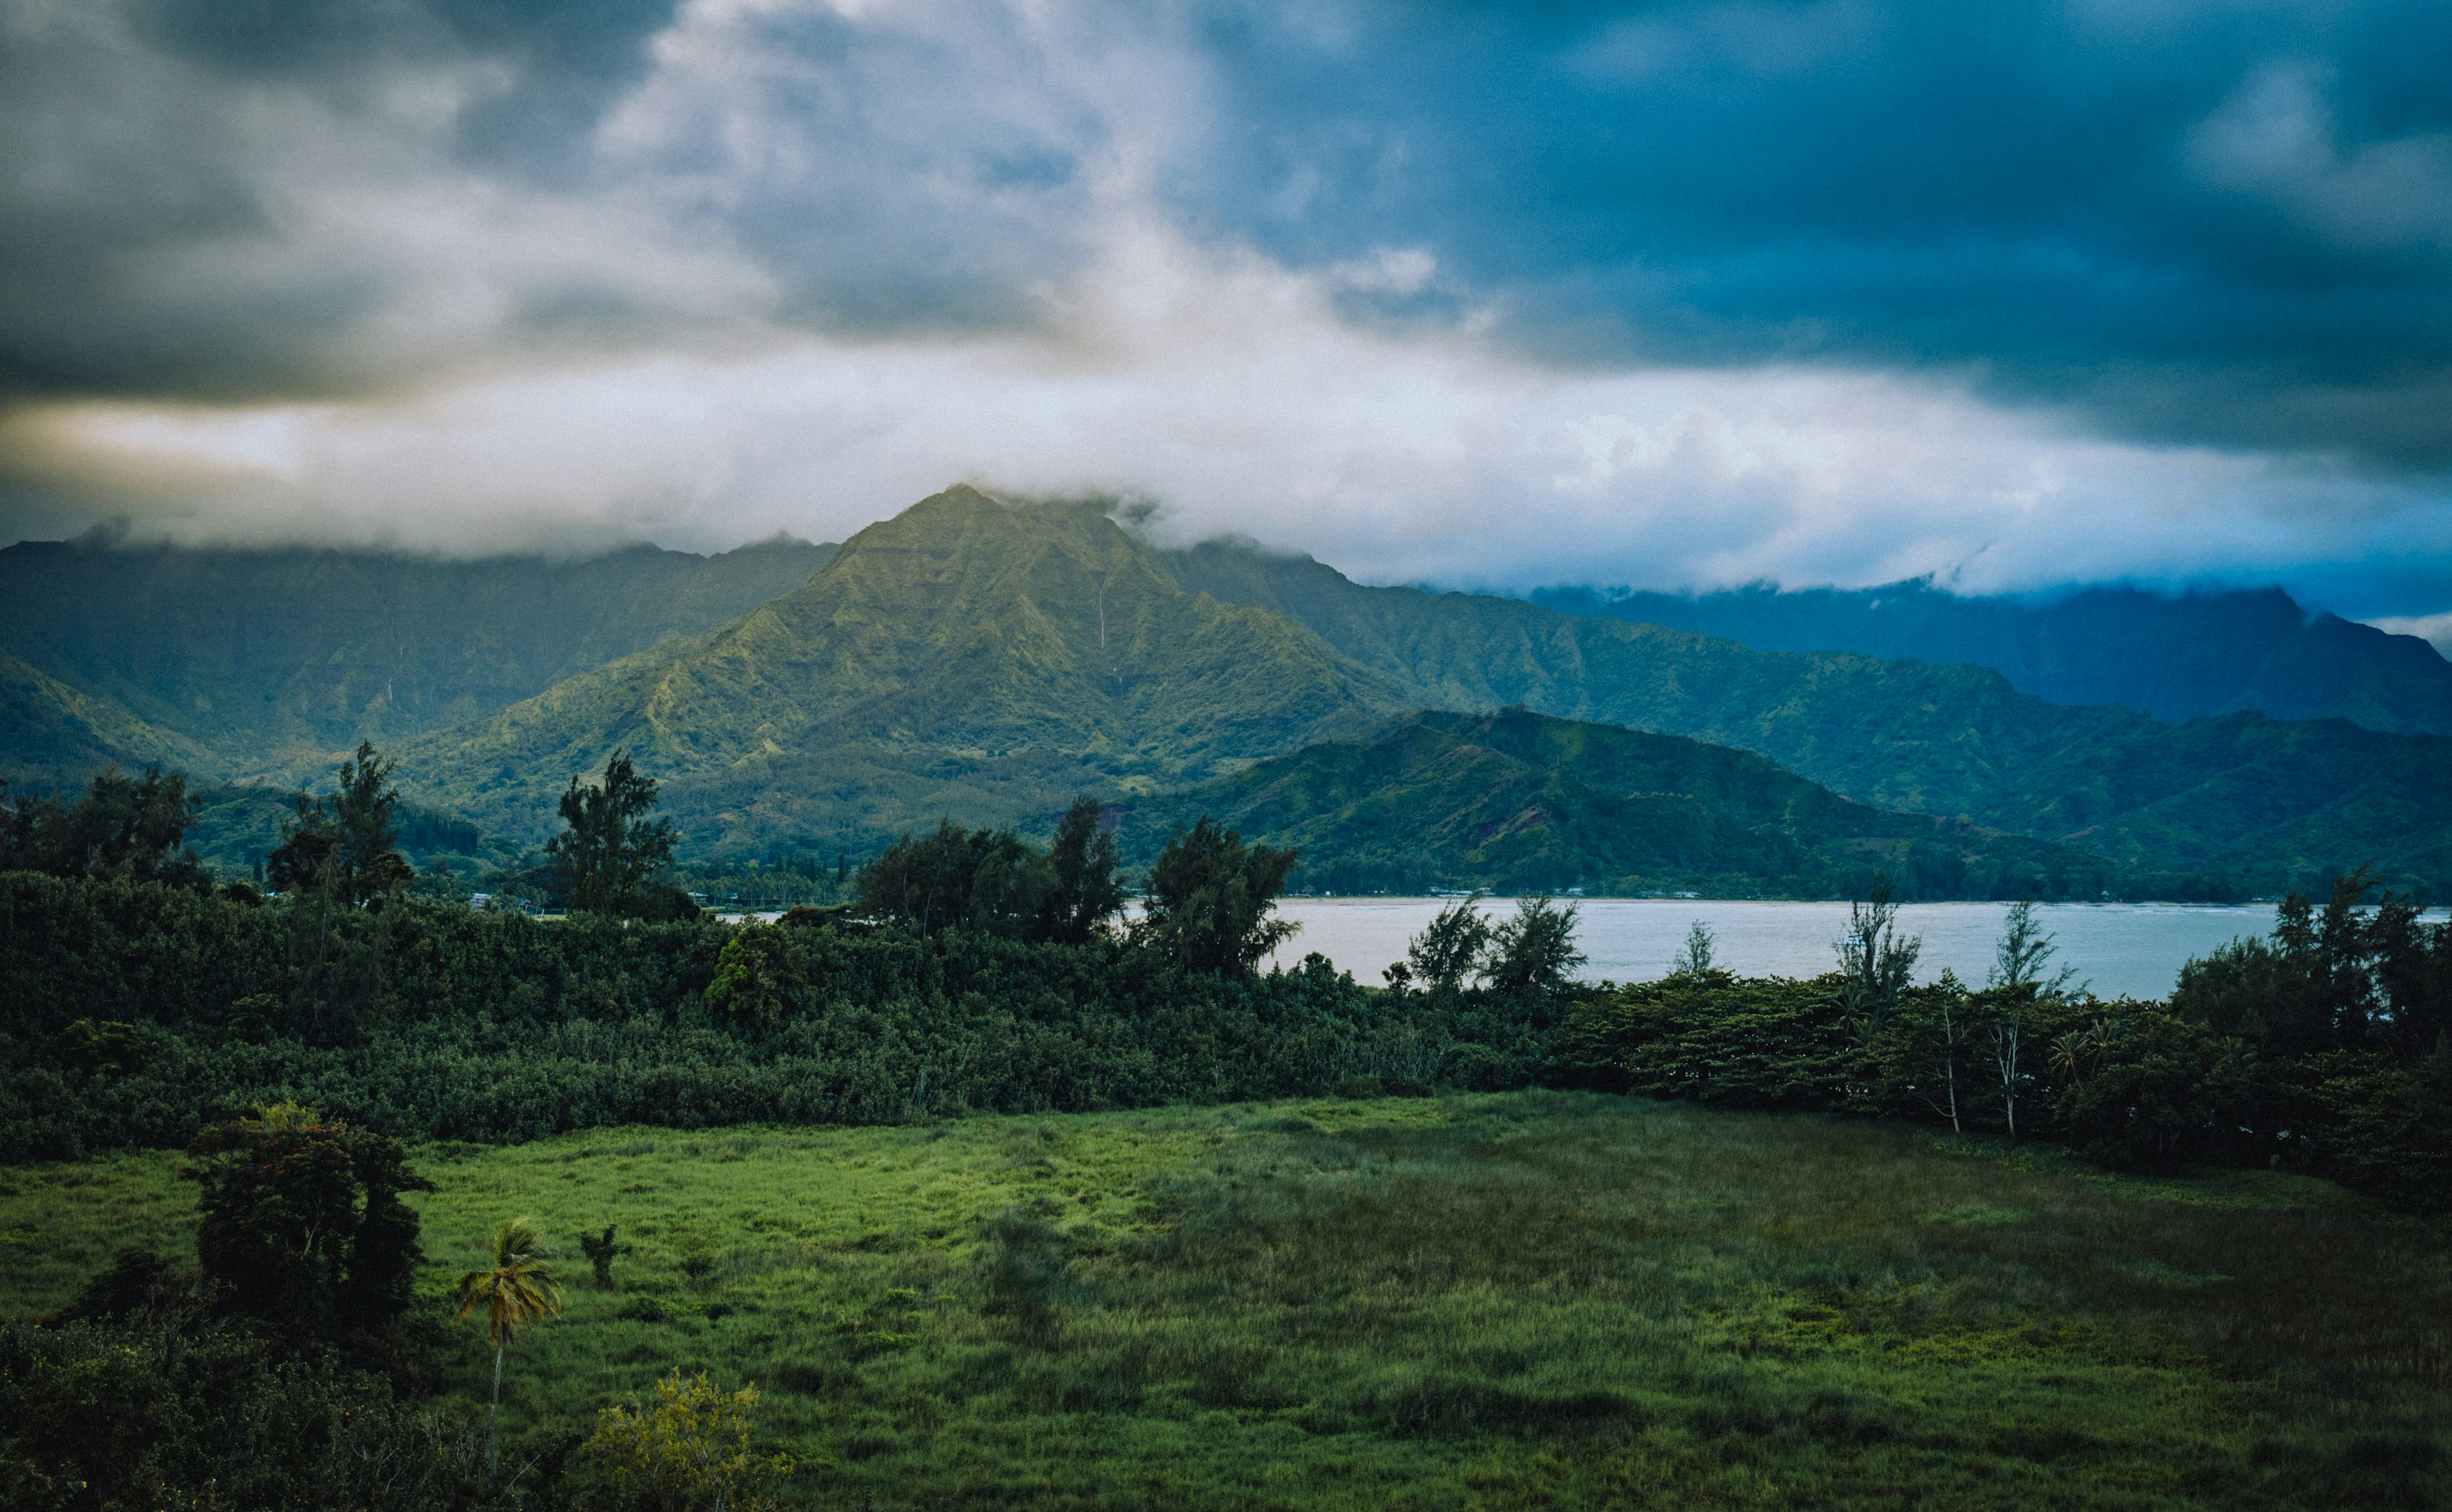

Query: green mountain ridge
6;487;2448;898
0;647;211;786
1121;707;2111;899
0;532;836;785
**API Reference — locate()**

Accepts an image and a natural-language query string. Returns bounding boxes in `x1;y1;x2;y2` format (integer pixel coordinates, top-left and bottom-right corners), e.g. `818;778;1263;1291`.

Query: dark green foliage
1835;876;1921;1019
0;766;208;888
0;1313;498;1511
549;752;680;918
1042;796;1125;945
1483;894;1585;1004
1559;972;1867;1109
1137;817;1299;976
856;822;1054;940
579;1227;623;1289
0;870;1519;1160
267;742;415;907
851;801;1121;944
185;1105;435;1340
1393;895;1489;991
2049;1008;2261;1167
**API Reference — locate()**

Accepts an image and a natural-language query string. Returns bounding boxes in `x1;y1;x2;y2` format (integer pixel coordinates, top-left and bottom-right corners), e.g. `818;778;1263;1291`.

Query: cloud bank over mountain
3;0;2450;617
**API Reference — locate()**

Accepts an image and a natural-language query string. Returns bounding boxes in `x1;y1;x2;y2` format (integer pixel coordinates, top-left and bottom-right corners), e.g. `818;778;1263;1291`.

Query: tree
1674;919;1718;977
1835;874;1920;1024
455;1216;563;1481
0;767;208;887
2048;1009;2259;1167
183;1102;433;1341
0;1313;498;1512
550;752;680;917
567;1370;792;1512
857;821;1051;940
1983;901;2077;1139
580;1225;627;1289
267;743;414;907
1878;973;1972;1131
1396;895;1491;992
1137;817;1298;976
1486;895;1587;1004
1039;797;1125;944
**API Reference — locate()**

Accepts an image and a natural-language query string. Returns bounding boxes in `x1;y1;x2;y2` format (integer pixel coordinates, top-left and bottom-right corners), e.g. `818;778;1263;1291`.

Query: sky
4;0;2452;631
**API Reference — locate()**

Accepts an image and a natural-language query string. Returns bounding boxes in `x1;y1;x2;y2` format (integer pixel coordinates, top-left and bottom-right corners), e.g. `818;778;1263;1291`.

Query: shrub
565;1370;791;1512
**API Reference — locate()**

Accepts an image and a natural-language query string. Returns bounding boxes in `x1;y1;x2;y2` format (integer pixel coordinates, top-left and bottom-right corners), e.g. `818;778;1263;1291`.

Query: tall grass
2;1093;2444;1509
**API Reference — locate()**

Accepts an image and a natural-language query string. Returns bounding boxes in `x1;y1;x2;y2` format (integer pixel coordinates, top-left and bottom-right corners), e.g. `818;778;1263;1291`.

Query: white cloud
2368;612;2452;656
17;212;2448;605
6;0;2450;618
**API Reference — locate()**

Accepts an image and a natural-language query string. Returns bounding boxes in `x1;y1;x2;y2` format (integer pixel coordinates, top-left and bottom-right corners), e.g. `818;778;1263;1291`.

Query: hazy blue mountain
1527;579;2452;736
0;532;835;785
1122;708;2111;899
1164;535;2452;896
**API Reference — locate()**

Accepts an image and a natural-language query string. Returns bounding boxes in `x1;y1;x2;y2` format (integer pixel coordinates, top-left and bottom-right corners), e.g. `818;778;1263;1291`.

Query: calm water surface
1262;898;2323;1001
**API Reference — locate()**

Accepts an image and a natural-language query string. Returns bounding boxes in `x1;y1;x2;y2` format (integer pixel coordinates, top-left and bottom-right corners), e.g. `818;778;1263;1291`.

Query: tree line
1559;877;2452;1209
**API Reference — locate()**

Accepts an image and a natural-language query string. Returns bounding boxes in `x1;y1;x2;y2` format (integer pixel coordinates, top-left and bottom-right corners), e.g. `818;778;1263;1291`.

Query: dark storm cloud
1173;0;2452;463
4;0;2451;614
9;0;2452;467
0;0;1109;407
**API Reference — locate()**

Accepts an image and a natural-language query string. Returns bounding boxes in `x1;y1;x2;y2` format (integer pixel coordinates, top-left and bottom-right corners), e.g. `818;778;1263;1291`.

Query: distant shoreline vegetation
2;749;2444;1218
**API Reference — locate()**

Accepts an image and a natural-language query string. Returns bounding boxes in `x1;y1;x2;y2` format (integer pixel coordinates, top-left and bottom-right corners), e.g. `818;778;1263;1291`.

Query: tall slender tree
1985;900;2077;1139
455;1216;563;1481
1837;874;1921;1024
549;752;679;916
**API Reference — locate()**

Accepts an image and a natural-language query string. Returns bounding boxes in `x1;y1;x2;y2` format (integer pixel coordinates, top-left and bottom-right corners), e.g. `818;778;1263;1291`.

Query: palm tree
456;1216;563;1481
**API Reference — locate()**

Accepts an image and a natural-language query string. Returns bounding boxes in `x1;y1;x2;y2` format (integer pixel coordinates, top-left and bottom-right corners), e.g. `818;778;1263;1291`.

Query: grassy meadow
2;1091;2447;1510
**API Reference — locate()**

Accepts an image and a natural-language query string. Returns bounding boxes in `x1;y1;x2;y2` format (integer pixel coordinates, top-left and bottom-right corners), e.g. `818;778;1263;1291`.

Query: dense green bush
1;871;1530;1160
0;1314;500;1511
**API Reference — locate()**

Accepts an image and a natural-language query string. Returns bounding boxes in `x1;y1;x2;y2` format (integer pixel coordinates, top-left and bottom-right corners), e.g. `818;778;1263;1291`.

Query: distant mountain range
1529;579;2452;736
2;487;2447;899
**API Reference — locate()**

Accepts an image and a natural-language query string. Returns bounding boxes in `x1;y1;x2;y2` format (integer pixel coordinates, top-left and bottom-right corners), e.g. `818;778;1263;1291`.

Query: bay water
1263;898;2323;1001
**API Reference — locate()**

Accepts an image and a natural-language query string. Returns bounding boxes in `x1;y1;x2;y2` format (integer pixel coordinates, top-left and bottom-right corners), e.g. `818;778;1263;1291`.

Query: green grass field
3;1093;2447;1510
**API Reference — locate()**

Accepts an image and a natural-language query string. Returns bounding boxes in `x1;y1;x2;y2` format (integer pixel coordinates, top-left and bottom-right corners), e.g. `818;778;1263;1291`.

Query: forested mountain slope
403;488;1405;855
1530;578;2452;736
0;532;834;782
398;490;2452;892
0;648;208;786
1122;708;2108;899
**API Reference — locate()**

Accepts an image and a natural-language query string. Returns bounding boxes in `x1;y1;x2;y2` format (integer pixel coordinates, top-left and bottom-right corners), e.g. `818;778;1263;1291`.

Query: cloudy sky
4;0;2451;627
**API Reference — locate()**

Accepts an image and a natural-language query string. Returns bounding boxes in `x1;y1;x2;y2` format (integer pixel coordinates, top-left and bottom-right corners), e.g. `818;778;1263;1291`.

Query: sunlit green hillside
405;487;1407;854
4;1094;2443;1510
